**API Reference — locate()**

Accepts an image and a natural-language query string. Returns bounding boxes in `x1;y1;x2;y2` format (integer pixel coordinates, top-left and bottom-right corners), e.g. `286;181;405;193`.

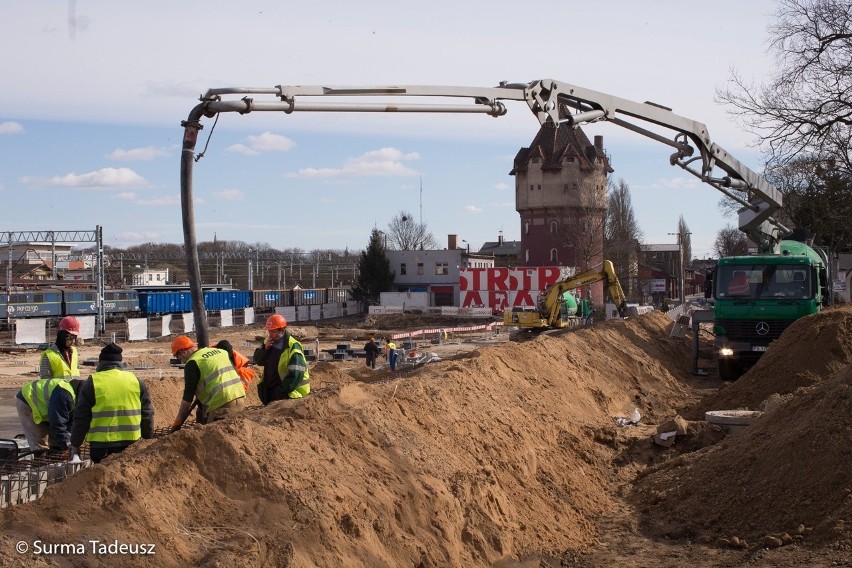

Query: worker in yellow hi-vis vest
70;343;154;463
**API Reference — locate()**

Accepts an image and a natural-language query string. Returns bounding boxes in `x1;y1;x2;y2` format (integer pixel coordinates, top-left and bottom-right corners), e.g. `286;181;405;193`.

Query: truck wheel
718;358;741;381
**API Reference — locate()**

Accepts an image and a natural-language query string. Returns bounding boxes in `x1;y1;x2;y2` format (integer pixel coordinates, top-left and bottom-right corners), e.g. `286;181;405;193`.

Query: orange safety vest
210;344;256;392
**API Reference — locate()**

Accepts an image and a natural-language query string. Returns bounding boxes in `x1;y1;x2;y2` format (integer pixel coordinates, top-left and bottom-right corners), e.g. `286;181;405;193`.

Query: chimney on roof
498;231;504;245
594;135;604;155
448;234;458;250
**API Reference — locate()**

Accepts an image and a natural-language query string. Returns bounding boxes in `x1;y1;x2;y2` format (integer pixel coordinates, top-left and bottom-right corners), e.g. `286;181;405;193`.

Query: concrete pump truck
178;79;831;380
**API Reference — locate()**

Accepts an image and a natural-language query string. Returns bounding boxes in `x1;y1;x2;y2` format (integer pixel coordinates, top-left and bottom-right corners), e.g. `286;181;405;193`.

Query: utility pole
247;249;253;290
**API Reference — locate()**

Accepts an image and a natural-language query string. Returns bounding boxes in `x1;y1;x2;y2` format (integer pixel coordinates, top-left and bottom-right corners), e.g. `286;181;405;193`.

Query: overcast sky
0;0;780;260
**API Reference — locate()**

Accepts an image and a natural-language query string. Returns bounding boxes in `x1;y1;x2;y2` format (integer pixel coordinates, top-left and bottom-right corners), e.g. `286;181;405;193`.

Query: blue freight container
139;291;193;315
204;290;251;311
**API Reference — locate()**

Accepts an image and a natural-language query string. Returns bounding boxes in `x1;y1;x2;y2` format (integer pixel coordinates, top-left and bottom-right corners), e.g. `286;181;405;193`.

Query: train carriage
1;289;63;318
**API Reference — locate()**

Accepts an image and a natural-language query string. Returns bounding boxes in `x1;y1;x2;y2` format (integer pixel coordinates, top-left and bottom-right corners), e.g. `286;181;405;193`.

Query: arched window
525;249;530;263
550;221;558;234
524;221;530;235
550;248;558;262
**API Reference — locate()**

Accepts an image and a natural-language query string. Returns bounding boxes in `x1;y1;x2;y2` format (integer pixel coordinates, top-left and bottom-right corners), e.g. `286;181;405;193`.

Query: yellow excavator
503;260;628;330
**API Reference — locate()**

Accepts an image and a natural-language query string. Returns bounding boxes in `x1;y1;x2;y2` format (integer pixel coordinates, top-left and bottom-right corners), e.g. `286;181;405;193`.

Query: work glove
49;448;70;460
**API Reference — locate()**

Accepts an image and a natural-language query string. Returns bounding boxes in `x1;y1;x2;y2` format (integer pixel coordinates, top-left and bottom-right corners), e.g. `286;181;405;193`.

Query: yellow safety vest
277;336;310;399
21;378;75;424
86;369;142;444
189;348;245;413
41;346;80;380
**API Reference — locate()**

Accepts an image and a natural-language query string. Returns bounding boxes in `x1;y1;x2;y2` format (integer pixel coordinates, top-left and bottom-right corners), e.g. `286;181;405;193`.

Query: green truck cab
709;238;831;381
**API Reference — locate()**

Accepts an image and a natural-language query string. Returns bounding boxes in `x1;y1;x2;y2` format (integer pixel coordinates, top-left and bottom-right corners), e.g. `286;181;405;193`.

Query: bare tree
387;210;438;250
677;215;692;264
716;0;852;175
714;225;750;257
604;178;643;296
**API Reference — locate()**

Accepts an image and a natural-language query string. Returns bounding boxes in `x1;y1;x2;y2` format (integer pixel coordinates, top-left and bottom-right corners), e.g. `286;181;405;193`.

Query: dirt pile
1;307;849;567
684;303;852;417
0;312;694;567
634;304;852;552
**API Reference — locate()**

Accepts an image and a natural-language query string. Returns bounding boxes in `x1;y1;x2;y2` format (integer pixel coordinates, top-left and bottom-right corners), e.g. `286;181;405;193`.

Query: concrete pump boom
180;79;785;345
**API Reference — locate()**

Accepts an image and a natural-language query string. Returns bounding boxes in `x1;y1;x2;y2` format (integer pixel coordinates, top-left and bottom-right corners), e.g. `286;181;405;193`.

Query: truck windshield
717;264;811;300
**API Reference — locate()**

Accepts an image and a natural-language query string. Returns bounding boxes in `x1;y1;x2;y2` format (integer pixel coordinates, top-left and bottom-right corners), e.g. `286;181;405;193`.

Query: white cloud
0;121;24;134
20;167;149;189
135;195;181;206
107;146;169;161
213;189;244;201
113;231;163;245
634;176;702;191
286;147;420;179
494;182;510;190
226;132;295;155
464;205;483;213
146;79;215;98
115;192;138;201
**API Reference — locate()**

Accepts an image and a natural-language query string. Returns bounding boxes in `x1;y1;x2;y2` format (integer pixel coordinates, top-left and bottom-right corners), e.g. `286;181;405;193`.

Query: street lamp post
668;231;691;302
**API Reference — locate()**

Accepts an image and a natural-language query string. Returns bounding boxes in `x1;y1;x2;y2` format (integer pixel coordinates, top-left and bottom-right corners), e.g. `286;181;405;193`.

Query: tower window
550;248;558;262
550;221;558;234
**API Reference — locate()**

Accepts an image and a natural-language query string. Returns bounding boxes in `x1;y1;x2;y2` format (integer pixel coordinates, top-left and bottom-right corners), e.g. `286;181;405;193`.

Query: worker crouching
70;343;154;463
253;314;310;404
170;336;246;430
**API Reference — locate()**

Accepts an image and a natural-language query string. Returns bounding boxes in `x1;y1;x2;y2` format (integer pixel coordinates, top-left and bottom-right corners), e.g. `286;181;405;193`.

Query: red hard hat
264;314;287;330
171;335;196;356
59;316;80;334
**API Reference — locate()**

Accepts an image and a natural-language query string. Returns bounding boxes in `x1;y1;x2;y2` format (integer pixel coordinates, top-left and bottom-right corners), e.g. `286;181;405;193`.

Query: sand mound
634;304;852;550
684;303;852;417
1;307;849;567
0;312;693;567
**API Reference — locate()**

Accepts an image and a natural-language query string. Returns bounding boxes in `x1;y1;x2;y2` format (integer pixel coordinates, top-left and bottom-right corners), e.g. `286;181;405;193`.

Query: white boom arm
180;79;786;346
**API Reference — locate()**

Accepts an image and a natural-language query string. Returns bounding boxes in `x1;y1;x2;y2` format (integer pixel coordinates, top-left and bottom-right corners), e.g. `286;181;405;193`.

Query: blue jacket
15;384;76;450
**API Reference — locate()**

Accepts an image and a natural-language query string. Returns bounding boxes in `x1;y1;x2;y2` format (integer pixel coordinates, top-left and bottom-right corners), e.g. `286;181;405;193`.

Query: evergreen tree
350;229;394;306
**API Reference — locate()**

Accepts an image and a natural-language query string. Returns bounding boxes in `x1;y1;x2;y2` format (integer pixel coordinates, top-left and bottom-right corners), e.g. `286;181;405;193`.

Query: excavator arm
537;260;629;327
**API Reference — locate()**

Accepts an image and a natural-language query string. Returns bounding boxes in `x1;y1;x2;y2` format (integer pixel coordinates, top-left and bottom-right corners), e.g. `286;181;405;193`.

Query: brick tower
509;123;612;304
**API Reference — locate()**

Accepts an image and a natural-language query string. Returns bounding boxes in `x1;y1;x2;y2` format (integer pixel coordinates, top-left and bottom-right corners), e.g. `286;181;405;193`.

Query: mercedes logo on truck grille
755;321;770;335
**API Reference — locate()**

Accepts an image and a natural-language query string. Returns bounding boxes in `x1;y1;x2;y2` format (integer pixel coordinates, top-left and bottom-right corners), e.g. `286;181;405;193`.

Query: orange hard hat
171;335;195;356
264;314;287;330
59;316;80;334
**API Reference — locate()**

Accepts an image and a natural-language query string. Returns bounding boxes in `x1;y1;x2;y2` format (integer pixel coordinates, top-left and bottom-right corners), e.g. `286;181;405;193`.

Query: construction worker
70;343;154;463
363;337;380;369
253;314;310;404
15;377;84;454
39;316;81;380
212;339;256;393
385;337;398;372
170;335;246;430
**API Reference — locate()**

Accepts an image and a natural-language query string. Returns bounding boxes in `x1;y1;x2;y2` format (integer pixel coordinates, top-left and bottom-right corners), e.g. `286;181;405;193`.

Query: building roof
509;121;612;176
479;240;521;257
641;243;680;253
